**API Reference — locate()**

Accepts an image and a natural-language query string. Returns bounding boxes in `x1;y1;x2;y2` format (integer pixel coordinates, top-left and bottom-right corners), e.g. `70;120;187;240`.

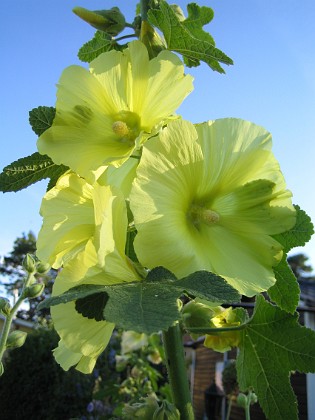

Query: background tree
0;231;56;323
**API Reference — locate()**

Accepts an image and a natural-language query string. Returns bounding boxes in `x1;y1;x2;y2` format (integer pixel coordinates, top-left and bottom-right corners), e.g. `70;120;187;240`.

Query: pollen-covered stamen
189;204;220;226
112;121;130;138
112;111;141;145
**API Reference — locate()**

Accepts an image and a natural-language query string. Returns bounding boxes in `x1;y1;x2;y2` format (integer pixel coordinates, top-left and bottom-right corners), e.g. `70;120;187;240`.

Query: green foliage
78;31;125;63
29;106;56;136
0;328;94;420
39;267;240;334
0;152;68;192
148;1;233;72
273;205;314;253
268;206;314;312
268;256;300;313
236;295;315;420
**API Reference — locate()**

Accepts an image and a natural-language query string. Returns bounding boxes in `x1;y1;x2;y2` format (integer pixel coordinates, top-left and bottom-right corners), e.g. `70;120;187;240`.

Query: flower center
188;204;220;227
112;111;140;145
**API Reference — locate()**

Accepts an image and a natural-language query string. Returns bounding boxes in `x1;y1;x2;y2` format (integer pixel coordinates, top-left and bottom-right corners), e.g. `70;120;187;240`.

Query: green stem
0;272;34;362
162;324;195;420
115;34;138;42
225;397;233;420
245;397;251;420
140;0;150;21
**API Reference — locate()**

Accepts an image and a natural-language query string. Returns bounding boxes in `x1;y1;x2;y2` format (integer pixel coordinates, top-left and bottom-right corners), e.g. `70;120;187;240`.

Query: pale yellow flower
52;241;140;373
130;118;296;296
37;40;193;184
36;172;129;269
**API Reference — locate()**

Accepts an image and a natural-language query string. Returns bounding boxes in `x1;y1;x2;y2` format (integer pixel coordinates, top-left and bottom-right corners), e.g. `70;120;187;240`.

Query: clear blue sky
1;1;314;269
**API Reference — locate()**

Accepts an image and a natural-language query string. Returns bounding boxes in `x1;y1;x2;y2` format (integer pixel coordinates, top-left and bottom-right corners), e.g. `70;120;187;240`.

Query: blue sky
1;0;314;269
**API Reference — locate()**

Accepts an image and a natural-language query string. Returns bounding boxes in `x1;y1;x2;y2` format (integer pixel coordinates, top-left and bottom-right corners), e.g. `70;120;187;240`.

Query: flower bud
73;7;126;35
122;396;159;419
36;261;51;274
0;297;11;316
6;331;27;349
22;254;36;273
153;400;180;419
237;393;248;409
182;301;215;329
140;20;166;59
24;283;45;299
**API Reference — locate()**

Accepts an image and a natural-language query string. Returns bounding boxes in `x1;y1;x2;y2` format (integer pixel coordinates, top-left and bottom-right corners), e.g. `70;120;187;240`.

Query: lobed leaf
38;268;240;334
78;31;125;63
268;257;300;313
0;153;68;193
29;106;56;136
148;1;233;72
273;205;314;252
237;296;315;420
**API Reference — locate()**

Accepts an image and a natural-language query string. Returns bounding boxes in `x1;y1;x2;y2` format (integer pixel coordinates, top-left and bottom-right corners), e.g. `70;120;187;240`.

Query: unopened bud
6;331;27;349
36;261;51;274
140;21;166;59
237;393;247;408
0;297;11;316
73;7;126;35
24;283;45;299
22;254;36;273
153;400;180;419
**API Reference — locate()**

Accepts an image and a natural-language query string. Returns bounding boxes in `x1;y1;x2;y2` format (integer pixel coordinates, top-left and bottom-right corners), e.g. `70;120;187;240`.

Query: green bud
140;20;166;59
6;331;27;349
24;283;45;299
236;393;248;409
249;392;258;405
0;297;11;316
36;261;51;274
0;362;4;376
73;7;126;35
122;396;159;419
22;254;36;273
153;400;180;420
182;301;214;329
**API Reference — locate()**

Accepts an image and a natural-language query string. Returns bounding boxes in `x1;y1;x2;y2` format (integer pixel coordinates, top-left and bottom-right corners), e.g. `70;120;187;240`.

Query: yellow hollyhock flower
52;240;140;374
130;118;296;296
37;40;193;184
36;172;129;269
204;307;242;353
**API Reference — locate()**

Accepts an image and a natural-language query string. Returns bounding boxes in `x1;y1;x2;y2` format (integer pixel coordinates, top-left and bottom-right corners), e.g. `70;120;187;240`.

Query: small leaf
38;269;240;334
148;1;233;72
76;292;109;321
268;257;300;313
273;205;314;252
0;153;68;192
78;31;125;63
29;106;56;136
237;296;315;420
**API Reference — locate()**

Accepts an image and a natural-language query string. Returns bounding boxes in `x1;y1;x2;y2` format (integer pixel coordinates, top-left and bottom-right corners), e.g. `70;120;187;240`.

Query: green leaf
273;205;314;252
29;106;56;136
268;257;300;313
148;1;233;73
38;268;240;334
237;296;315;420
76;292;109;321
0;153;68;193
78;31;125;63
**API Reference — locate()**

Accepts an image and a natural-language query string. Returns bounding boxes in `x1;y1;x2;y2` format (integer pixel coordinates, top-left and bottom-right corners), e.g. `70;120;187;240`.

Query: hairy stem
162;324;195;419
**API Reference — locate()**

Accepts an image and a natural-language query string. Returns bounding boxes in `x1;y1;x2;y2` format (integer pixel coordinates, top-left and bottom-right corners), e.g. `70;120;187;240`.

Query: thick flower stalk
37;40;193;184
130;118;296;296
